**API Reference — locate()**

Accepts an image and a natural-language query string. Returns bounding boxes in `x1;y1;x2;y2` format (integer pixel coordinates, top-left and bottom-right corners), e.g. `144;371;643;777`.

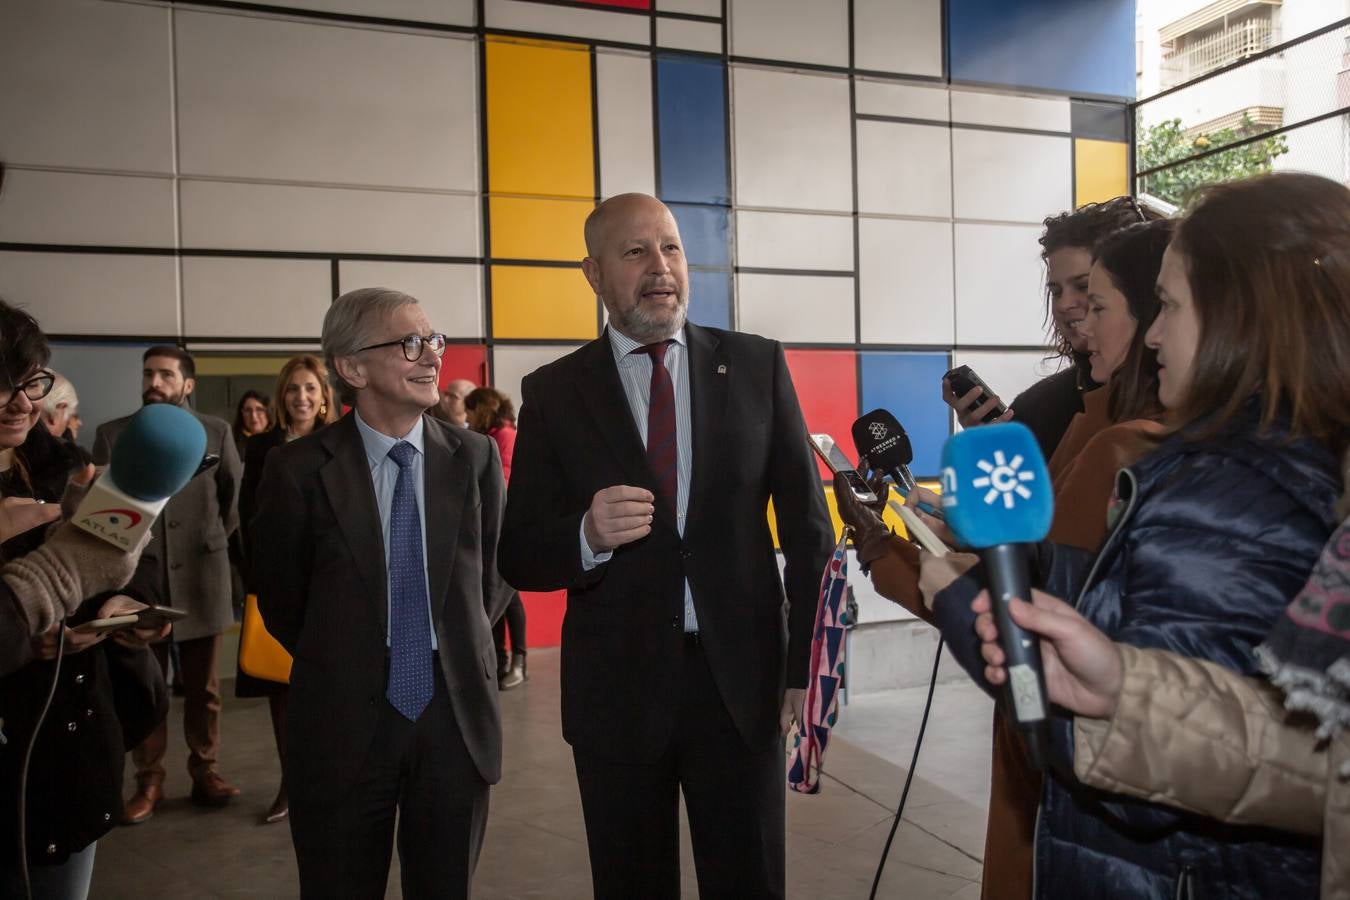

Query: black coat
498;324;834;760
936;400;1336;899
0;427;168;867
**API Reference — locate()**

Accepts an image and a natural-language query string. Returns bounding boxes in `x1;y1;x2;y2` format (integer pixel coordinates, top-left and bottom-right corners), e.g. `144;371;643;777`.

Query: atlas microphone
73;404;208;551
940;422;1053;769
851;410;941;516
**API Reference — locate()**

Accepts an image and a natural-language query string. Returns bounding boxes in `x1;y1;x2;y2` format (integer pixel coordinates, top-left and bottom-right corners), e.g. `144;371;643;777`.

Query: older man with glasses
252;288;508;899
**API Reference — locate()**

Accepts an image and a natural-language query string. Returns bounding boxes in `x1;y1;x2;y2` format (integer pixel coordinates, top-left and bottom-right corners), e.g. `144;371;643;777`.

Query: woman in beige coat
971;495;1350;898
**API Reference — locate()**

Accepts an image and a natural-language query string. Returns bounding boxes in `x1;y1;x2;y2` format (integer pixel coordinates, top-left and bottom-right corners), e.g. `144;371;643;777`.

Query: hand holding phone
943;365;1010;426
809;434;878;504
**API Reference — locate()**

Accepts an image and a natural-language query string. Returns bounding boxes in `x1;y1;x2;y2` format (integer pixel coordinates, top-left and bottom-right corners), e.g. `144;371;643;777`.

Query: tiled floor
91;647;993;899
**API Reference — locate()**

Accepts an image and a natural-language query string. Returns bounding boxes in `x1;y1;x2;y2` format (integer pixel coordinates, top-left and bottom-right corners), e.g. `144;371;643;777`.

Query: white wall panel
859;218;954;345
255;0;475;24
657;0;720;14
732;67;853;212
854;79;949;121
180;181;480;257
339;261;484;338
735;211;853;272
950;91;1070;133
952;131;1071;223
175;12;477;191
0;171;176;247
0;0;173;172
485;0;649;44
853;0;943;77
491;345;582;415
950;350;1060;418
736;274;854;344
0;252;178;336
182;258;331;338
856;121;952;218
730;0;848;67
657;18;722;53
596;50;656;199
953;223;1050;347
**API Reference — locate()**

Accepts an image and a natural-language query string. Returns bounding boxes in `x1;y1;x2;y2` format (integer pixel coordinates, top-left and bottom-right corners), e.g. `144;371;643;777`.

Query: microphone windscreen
109;404;208;501
852;409;914;470
939;422;1052;548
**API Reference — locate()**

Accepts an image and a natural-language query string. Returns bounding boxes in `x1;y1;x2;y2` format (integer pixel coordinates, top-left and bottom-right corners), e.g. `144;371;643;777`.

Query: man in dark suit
499;193;833;899
252;288;507;898
93;345;243;822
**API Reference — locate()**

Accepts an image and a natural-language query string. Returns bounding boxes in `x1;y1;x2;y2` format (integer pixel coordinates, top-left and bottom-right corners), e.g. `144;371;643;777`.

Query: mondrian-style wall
0;0;1134;482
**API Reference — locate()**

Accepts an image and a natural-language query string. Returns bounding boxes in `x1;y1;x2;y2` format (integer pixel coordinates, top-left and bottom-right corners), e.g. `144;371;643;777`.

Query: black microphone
851;410;941;516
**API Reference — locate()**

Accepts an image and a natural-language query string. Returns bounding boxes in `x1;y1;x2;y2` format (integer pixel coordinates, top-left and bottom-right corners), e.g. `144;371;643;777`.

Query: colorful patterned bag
787;533;850;794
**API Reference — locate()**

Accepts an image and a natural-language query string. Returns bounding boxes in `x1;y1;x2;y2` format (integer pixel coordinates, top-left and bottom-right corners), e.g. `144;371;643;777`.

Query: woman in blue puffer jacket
927;172;1350;899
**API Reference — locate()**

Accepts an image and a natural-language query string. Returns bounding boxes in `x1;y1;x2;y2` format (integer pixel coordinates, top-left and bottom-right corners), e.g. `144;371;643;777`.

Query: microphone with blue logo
940;422;1053;769
73;404;208;551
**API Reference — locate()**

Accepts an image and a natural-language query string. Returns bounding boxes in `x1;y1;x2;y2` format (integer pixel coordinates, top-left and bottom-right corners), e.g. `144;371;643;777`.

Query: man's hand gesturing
583;486;655;554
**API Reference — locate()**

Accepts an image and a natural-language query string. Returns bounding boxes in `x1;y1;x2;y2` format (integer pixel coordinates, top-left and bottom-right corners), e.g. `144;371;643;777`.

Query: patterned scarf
1257;513;1350;776
788;534;849;794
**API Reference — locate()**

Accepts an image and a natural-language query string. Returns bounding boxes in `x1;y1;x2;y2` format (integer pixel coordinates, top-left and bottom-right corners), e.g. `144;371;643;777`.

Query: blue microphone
940;422;1053;769
74;404;208;550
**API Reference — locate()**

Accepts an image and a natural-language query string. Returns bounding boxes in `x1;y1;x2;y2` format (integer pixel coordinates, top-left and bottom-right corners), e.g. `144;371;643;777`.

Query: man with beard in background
94;345;243;823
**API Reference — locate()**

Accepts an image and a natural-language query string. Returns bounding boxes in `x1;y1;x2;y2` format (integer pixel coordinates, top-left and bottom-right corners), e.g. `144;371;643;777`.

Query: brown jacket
1074;643;1348;899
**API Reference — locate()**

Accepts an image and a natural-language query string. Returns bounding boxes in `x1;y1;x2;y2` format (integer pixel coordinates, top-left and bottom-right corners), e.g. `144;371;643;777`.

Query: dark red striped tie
635;340;678;517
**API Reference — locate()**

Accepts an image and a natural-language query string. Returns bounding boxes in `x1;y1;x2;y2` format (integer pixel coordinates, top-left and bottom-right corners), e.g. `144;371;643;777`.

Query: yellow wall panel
490;196;592;261
491;265;597;340
1075;138;1129;206
767;481;939;551
486;36;594;199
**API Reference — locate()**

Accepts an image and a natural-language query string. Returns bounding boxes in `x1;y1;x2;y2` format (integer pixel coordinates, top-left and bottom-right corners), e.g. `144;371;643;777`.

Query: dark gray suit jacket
253;412;508;790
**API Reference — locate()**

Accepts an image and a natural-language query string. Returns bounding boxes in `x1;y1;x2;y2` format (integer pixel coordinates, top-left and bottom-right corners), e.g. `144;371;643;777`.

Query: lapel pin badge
716;365;727;375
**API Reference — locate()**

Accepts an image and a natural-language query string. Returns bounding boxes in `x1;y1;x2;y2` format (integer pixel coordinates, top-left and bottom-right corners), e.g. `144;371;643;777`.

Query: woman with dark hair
231;390;271;458
925;172;1350;898
945;197;1154;459
0;300;168;899
466;386;528;688
236;355;338;824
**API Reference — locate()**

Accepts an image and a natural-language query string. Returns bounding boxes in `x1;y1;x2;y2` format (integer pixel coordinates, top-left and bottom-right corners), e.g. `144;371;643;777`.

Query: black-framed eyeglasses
1;370;55;406
356;333;447;361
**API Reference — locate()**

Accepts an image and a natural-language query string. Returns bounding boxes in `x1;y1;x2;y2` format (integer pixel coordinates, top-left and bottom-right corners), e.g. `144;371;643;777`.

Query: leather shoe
190;772;241;807
122;784;163;825
263;785;288;825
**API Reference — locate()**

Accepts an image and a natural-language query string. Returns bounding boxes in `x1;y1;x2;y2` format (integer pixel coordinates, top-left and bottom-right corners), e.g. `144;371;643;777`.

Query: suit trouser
573;636;785;900
134;634;222;786
288;669;489;900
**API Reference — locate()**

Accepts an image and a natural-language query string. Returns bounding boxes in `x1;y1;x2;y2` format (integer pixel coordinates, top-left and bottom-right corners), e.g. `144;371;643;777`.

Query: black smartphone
943;365;1009;424
192;453;221;479
808;434;879;503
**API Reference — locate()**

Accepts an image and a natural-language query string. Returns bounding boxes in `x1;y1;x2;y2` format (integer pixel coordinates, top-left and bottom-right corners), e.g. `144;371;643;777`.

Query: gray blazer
93;407;242;642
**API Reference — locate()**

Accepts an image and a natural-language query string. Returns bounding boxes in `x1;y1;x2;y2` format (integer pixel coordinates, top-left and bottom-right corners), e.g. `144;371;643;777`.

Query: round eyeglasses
356;332;447;361
1;371;55;407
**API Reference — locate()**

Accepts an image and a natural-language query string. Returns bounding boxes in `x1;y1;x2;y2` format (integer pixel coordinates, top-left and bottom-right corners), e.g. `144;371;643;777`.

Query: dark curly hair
0;298;51;391
1039;196;1160;358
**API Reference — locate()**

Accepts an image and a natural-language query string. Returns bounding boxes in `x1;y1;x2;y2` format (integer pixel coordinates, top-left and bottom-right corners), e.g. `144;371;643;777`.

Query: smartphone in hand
944;365;1009;424
808;434;879;503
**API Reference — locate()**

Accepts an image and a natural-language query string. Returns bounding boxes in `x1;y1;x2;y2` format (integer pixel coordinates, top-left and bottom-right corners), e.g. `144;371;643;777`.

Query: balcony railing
1161;17;1277;88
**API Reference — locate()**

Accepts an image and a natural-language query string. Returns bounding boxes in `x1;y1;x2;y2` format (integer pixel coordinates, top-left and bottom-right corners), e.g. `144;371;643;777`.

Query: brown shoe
122;784;163;825
190;772;241;807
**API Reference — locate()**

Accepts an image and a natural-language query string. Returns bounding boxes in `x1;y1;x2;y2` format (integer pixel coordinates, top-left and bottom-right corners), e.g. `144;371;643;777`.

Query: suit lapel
685;323;729;530
422;418;466;634
319;416;387;618
577;334;666;513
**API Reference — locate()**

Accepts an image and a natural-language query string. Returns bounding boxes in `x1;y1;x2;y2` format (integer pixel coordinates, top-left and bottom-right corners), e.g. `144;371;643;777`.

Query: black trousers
288;672;489;899
492;590;527;663
572;637;785;900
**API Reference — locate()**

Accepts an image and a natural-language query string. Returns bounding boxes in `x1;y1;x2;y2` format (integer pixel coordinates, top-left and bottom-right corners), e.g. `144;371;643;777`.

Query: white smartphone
809;434;879;503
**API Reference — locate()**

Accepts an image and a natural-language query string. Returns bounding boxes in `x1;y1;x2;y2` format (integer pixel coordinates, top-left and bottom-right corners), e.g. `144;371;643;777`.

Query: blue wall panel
655;55;730;205
859;352;952;478
686;270;732;331
669;203;730;269
948;0;1135;100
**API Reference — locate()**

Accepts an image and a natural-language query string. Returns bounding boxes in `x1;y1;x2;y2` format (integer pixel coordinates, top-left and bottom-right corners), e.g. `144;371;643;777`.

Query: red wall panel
784;349;859;479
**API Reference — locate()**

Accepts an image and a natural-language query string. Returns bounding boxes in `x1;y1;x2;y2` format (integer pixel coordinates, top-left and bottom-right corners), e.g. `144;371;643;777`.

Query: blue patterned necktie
386;441;434;721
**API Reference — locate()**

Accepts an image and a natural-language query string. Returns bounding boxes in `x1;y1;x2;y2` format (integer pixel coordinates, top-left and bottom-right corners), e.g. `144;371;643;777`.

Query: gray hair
322;287;420;405
42;371;77;421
